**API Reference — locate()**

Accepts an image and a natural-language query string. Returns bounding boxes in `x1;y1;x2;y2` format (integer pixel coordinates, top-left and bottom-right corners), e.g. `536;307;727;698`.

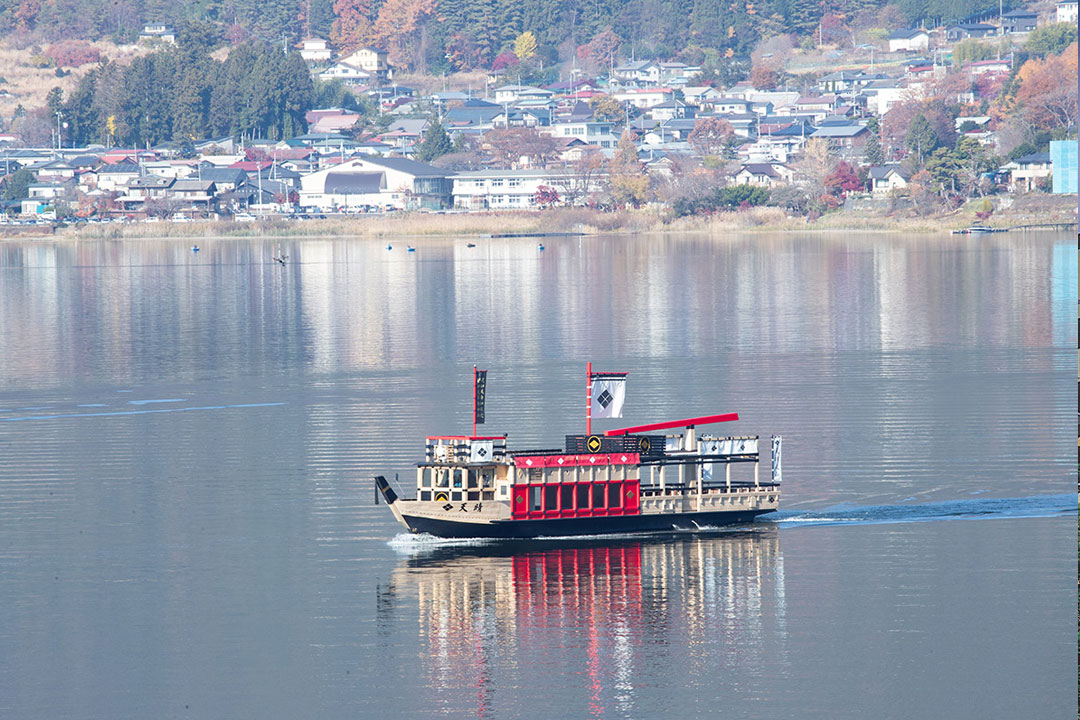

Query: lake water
0;233;1075;719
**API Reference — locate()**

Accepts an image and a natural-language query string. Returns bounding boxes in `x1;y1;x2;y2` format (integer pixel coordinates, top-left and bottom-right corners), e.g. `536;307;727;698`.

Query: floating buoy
537;242;544;251
407;246;415;253
192;245;199;252
466;242;476;248
386;244;392;250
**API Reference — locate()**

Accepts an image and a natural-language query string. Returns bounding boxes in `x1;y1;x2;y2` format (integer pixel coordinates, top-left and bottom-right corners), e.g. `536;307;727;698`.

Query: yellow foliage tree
514;31;538;61
608;129;650;208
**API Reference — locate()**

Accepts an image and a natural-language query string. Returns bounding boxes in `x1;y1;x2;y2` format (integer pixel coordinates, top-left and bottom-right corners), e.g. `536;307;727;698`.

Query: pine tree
415;119;452;161
864;131;884;166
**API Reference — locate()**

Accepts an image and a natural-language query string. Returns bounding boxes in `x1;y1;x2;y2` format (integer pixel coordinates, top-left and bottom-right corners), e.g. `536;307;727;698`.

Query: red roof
228;160;273;171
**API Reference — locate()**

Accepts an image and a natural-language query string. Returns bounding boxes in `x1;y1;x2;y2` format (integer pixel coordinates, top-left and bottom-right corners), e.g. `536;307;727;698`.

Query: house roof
739;163;782;177
172;179;215;191
888;28;929;38
323;172;384;194
1002;9;1037;16
361;156;447;177
810;125;868;137
868;164;912;180
1014;151;1051;164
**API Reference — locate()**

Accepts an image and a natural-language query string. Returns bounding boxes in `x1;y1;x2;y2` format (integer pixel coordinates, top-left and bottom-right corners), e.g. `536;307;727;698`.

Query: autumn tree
1014;42;1079;133
688;117;734;157
795;138;835;191
577;28;621;72
552;150;605;206
533;185;559;207
331;0;374;53
589;94;623;122
514;31;538;61
372;0;437;70
484;127;557;168
608;129;649;208
824;160;861;198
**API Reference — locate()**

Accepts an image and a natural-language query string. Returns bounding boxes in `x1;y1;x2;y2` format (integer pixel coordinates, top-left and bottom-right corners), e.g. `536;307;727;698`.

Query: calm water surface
0;233;1075;719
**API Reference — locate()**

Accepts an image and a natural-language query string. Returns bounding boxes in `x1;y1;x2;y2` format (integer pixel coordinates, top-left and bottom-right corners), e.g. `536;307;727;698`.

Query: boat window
420;491;431;501
434;469;449;488
577;484;589;509
467;469;479;488
529;468;543;483
468;491;480;501
530;486;543;511
421;468;432;487
608;482;622;508
481;470;493;488
592;484;606;508
451;491;462;501
560;485;574;510
453;469;464;488
545;485;558;511
482;491;494;501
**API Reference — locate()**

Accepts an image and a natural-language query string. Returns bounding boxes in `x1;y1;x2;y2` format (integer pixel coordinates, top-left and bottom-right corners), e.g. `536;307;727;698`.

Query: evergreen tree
415;119;452;162
864;131;885;166
905;113;940;164
2;168;35;201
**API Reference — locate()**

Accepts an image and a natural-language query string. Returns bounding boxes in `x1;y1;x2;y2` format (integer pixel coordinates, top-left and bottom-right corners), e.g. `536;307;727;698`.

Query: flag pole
586;361;592;436
472;365;477;438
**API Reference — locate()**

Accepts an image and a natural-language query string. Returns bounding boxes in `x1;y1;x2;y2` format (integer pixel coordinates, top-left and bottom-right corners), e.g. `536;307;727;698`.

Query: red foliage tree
491;51;518;70
824;161;861;198
533;185;560;207
46;41;100;69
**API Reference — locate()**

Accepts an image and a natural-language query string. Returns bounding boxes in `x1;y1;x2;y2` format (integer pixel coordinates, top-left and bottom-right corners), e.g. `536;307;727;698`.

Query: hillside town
0;2;1075;224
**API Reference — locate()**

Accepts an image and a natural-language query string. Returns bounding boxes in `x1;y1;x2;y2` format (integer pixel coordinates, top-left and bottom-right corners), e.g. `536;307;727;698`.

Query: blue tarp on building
1049;140;1077;194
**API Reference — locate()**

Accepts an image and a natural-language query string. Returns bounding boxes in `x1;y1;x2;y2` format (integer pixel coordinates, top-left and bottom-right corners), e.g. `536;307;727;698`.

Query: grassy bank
37;193;1079;241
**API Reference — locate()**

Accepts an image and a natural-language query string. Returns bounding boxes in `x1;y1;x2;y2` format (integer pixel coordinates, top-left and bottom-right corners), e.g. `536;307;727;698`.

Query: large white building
451;169;605;210
299;157;451;211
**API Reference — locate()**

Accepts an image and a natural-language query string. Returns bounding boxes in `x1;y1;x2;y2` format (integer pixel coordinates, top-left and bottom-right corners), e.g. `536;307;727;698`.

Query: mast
586;361;592;435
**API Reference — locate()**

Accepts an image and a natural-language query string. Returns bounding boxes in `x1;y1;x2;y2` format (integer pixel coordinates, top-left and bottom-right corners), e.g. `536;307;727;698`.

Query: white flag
590;376;626;418
700;440;721;482
470;440;494;463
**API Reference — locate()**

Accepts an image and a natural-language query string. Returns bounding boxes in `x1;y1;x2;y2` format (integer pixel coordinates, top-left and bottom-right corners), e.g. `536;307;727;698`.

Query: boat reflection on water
380;530;786;717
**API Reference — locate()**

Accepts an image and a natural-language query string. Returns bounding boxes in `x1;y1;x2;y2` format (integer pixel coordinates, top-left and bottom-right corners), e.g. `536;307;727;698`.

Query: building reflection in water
381;530;784;717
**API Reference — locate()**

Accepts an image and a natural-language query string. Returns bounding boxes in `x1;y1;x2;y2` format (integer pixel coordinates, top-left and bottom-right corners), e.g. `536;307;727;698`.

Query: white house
545;121;617;149
1056;0;1078;23
613;60;661;85
139;24;176;44
611;88;675;109
299;38;332;64
887;29;930;52
733;163;797;187
339;47;391;79
318;63;372;86
868;165;911;194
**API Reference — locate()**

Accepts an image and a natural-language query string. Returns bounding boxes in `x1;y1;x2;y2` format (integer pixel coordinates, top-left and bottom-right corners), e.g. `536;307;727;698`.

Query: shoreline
3;196;1076;241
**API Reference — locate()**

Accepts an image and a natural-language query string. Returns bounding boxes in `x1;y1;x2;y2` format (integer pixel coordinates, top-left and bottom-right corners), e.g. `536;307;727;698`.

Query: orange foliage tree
1014;42;1079;132
371;0;437;69
331;0;375;53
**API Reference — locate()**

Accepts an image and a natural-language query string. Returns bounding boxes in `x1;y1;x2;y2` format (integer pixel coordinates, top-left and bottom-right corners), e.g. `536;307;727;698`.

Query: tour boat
375;366;782;539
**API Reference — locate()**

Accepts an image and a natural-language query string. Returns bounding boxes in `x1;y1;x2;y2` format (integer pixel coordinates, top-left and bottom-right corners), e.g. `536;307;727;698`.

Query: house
94;162;141;192
965;58;1011;76
818;71;878;93
318;63;372;86
708;97;754;114
611;88;675;110
1056;0;1078;23
613;60;661;85
868;165;912;194
1002;151;1052;191
1000;9;1037;33
810;124;870;154
307;109;364;134
682;86;724;107
946;24;997;41
888;29;930;52
493;85;550;104
139;24;176;44
339;47;391;80
546;121;617;149
299;38;332;64
168;179;218;210
299;156;451;211
649;99;691;121
733;162;797;187
863;79;907;114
